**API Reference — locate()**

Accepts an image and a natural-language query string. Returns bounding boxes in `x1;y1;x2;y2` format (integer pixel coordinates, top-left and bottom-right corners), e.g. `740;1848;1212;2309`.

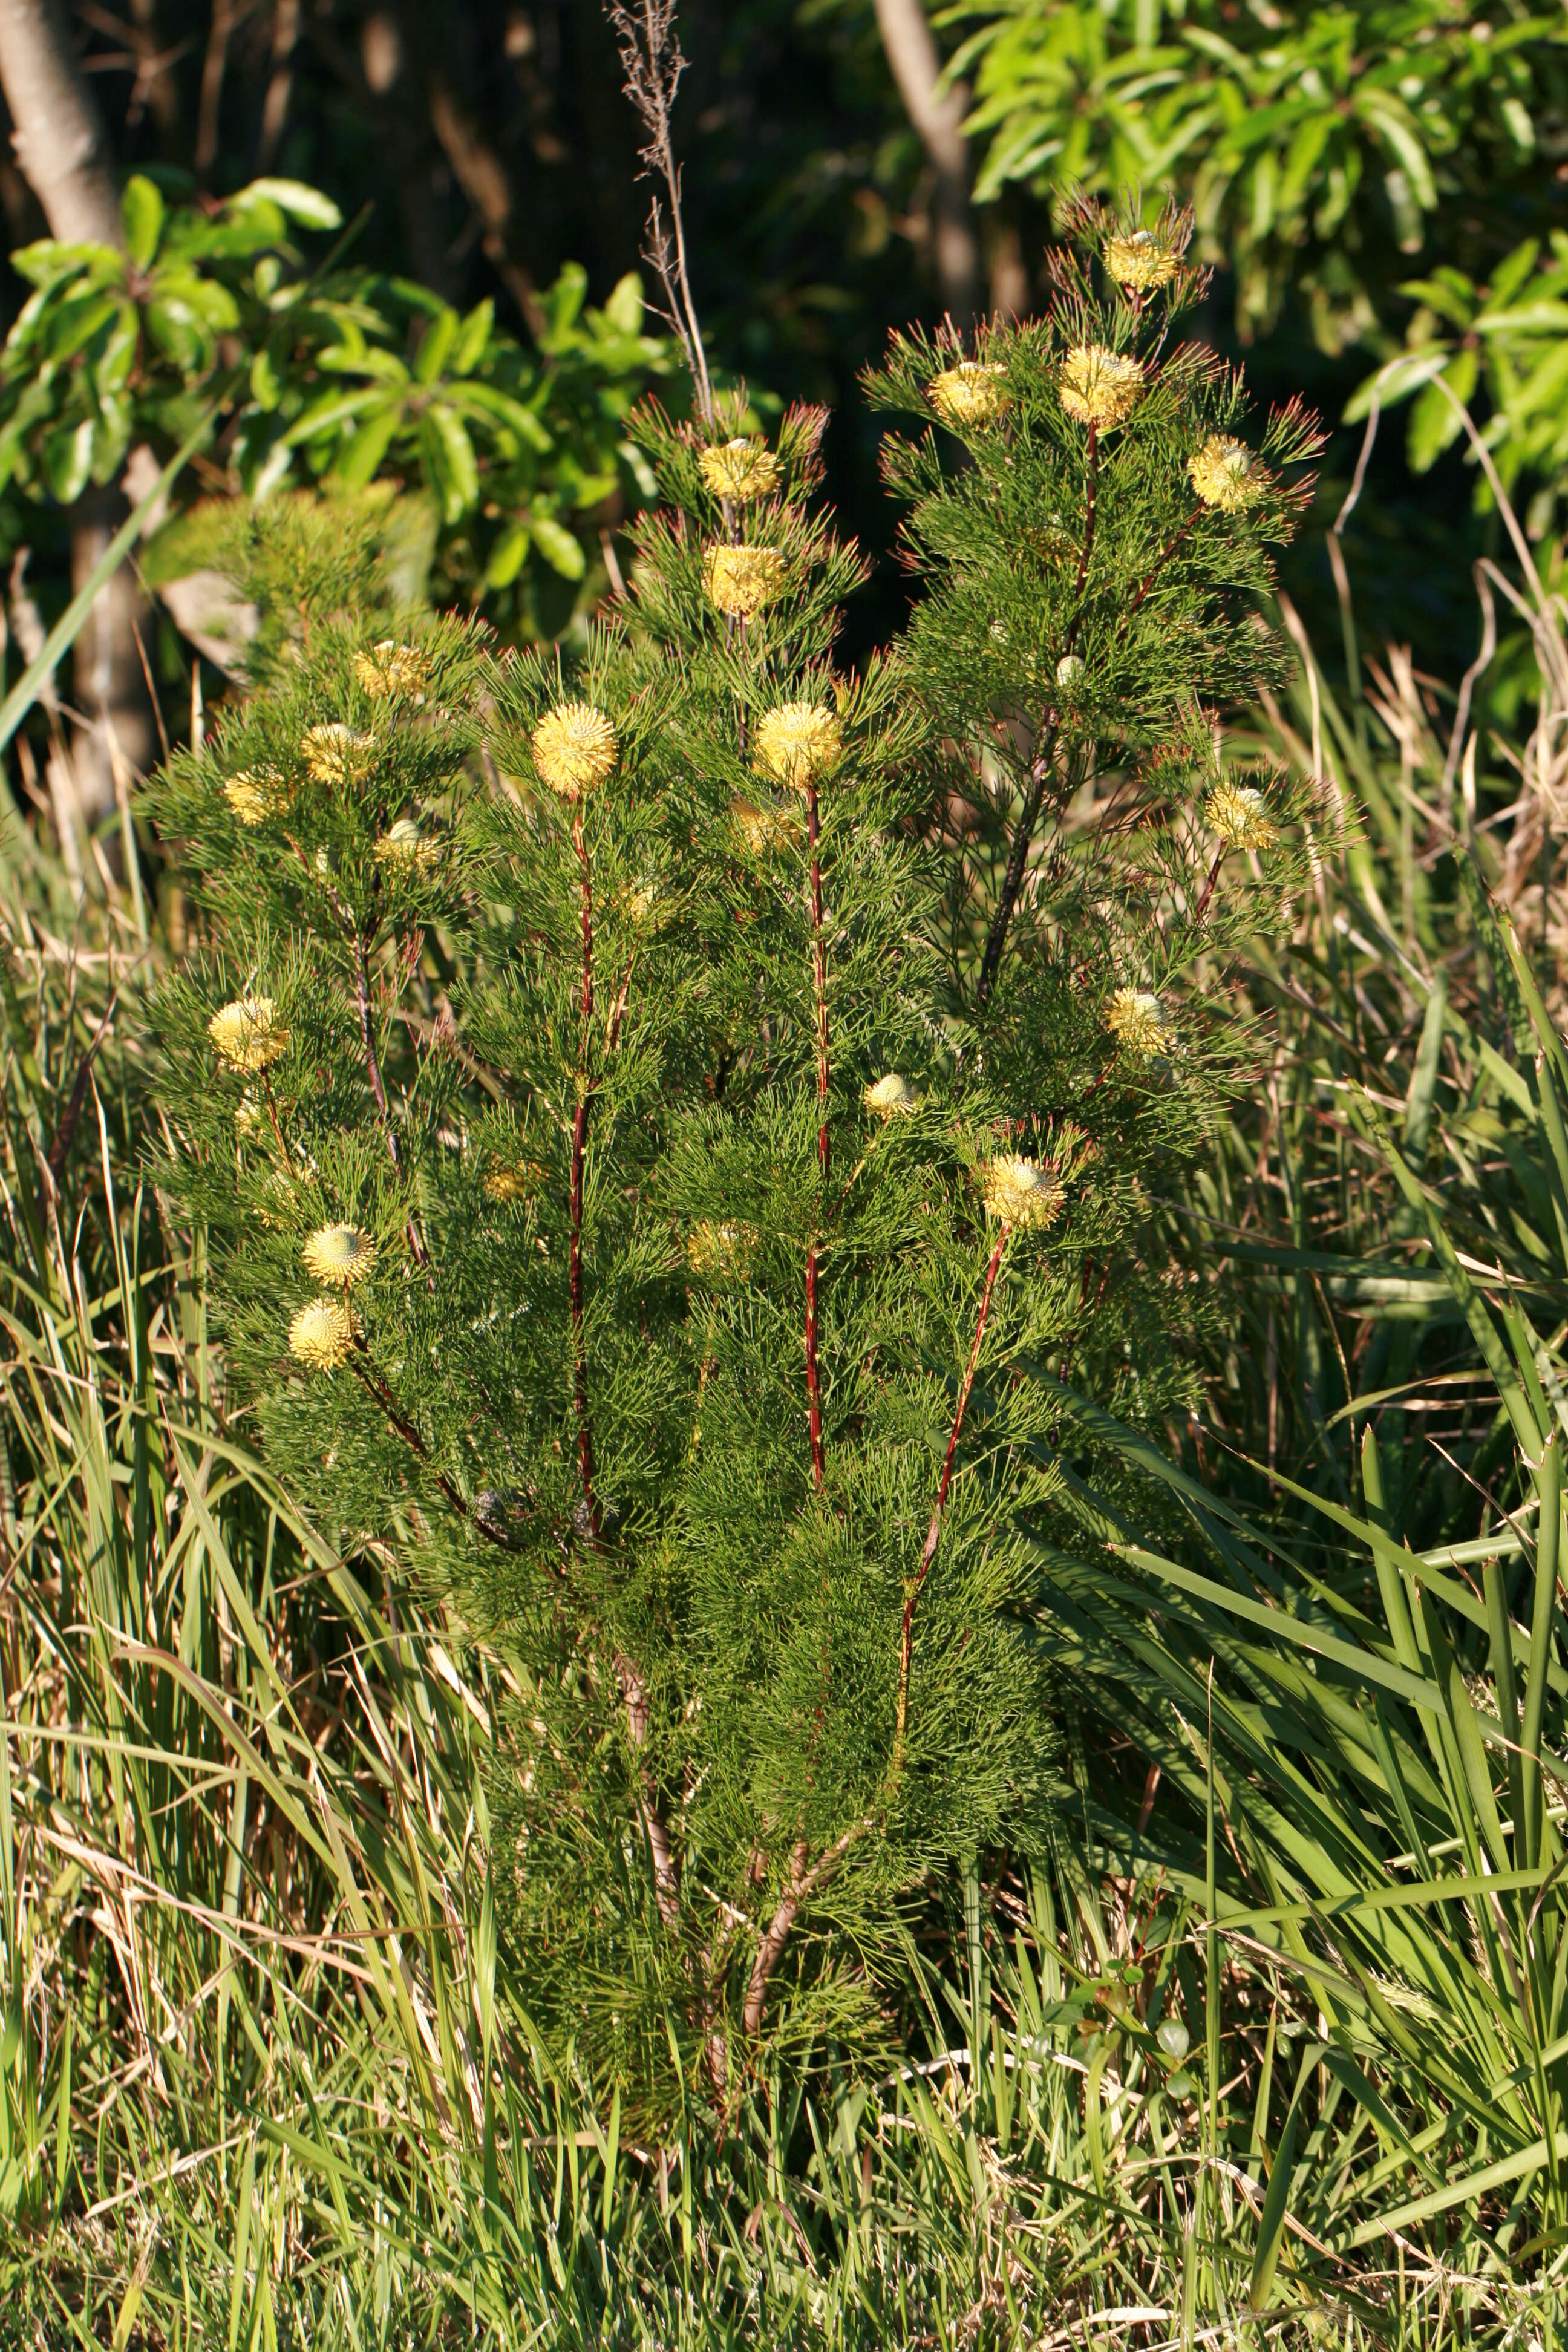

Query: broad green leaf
414;306;460;386
332;396;404;492
229;178;343;230
423;402;479;521
42;419;93;505
603;272;644;335
121;174;164;269
484;520;531;587
531;514;587;579
451;297;495;377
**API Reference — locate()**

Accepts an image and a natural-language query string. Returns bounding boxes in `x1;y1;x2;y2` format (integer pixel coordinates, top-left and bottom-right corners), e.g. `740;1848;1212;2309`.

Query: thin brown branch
743;1820;868;2036
570;806;600;1540
805;774;829;1491
897;1225;1009;1744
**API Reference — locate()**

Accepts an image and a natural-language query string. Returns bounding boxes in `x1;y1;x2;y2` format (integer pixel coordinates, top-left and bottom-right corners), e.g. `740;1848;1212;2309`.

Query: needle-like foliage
143;200;1323;2128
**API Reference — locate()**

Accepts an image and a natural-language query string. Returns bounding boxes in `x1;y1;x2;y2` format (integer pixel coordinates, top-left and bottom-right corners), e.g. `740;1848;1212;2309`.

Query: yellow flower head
753;702;843;794
304;723;375;786
1055;654;1085;694
618;877;665;931
209;996;289;1073
223;766;291;826
699;437;782;501
288;1295;357;1372
1206;782;1278;852
980;1154;1065;1233
686;1220;758;1279
927;363;1009;427
704;544;785;618
354;641;428;699
1104;987;1174;1059
375;817;442;874
302;1223;377;1287
1103;230;1178;291
483;1159;548;1203
732;797;801;858
864;1073;918;1117
1187;435;1266;514
234;1090;263;1138
1060;345;1145;431
531;702;618;800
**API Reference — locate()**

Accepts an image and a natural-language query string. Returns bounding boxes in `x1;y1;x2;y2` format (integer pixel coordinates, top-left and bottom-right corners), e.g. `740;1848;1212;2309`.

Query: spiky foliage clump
867;193;1329;1440
145;205;1322;2127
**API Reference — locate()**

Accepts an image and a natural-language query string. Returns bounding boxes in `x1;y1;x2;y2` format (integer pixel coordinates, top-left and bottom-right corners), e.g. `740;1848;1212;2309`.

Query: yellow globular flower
1104;987;1174;1059
1059;345;1145;431
699;438;782;502
980;1155;1065;1233
864;1073;918;1117
1187;435;1266;514
234;1090;263;1138
353;641;428;699
732;797;801;857
304;723;376;786
302;1223;377;1287
531;702;618;800
926;363;1009;427
753;703;843;795
288;1295;357;1372
483;1159;547;1203
375;817;442;874
686;1220;758;1279
704;544;785;618
1206;782;1278;852
1103;230;1178;290
209;995;289;1073
223;766;291;826
618;877;664;930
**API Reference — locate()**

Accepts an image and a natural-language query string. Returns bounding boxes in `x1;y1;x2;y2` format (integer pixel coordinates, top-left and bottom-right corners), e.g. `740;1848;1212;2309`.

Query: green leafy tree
0;173;673;640
930;0;1567;353
143;197;1319;2121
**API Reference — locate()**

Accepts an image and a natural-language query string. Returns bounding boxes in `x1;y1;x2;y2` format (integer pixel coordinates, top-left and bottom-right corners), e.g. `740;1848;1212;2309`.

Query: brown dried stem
805;774;829;1491
603;0;714;425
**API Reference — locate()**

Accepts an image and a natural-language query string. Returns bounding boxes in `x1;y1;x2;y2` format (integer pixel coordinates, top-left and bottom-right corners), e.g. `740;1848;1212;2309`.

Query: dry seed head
531;702;618;799
980;1154;1064;1233
1206;782;1278;852
1105;987;1174;1059
927;363;1009;427
686;1220;758;1279
864;1073;918;1117
209;995;289;1073
1188;436;1265;513
354;641;428;699
732;797;801;857
1103;230;1177;290
375;817;442;874
304;723;375;786
288;1295;357;1372
1060;345;1145;430
753;703;843;794
704;544;785;618
699;437;781;501
223;766;291;826
302;1223;377;1287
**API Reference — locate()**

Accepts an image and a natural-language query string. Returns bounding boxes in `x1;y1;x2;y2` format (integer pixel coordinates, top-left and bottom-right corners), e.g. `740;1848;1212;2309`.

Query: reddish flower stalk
805;774;829;1492
1192;844;1226;930
896;1224;1010;1743
570;805;600;1538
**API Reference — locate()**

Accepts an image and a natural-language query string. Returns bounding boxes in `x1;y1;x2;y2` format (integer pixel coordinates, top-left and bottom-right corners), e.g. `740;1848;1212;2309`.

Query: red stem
897;1226;1010;1742
570;804;600;1539
1192;845;1225;931
1125;508;1200;621
805;776;829;1492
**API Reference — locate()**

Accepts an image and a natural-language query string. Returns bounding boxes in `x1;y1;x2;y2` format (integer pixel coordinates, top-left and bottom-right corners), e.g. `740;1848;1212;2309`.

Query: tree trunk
872;0;979;327
0;0;152;844
0;0;121;244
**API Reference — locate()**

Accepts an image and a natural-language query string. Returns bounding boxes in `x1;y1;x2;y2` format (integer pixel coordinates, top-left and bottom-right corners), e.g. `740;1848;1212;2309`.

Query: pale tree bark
872;0;979;326
0;0;152;845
